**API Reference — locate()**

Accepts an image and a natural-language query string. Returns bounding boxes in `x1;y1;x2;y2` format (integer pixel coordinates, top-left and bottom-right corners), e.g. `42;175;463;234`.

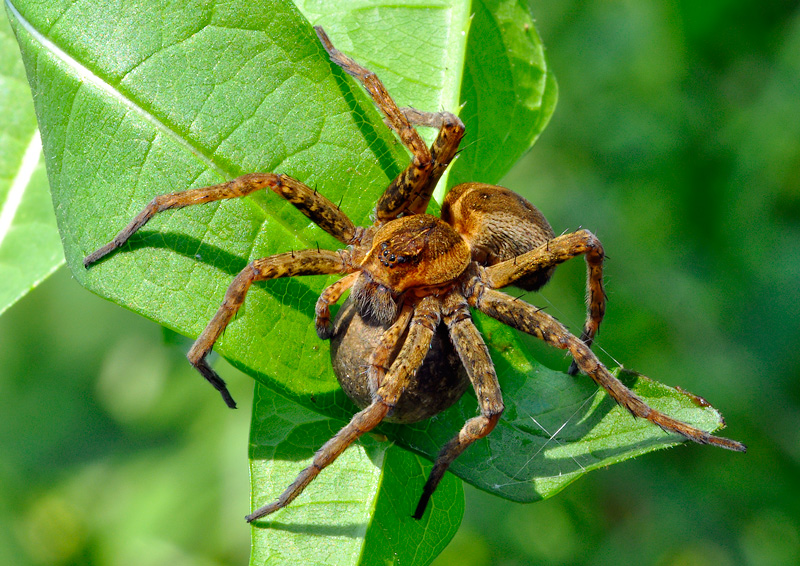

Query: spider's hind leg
483;229;606;376
247;297;440;523
471;285;746;452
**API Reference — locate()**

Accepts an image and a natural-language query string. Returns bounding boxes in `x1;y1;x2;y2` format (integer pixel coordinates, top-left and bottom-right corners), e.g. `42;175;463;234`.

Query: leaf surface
8;0;733;563
249;383;463;565
0;13;62;315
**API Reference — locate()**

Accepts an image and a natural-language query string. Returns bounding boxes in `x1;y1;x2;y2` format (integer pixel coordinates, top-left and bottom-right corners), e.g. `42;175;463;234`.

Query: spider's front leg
187;249;352;408
414;292;504;519
484;229;606;375
315;26;465;220
83;172;357;266
246;296;441;523
383;107;466;217
469;282;746;452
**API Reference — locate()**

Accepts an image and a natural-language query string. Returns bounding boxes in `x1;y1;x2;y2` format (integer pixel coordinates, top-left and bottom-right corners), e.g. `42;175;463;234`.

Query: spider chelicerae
84;26;746;522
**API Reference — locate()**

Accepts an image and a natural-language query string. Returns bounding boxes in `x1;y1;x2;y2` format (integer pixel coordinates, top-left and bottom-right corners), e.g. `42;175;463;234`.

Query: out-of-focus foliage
1;0;798;565
0;268;253;565
435;0;800;564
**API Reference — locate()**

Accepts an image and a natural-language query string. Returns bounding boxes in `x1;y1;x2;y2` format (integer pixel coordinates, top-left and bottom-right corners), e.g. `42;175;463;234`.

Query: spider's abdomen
442;182;557;291
361;214;471;293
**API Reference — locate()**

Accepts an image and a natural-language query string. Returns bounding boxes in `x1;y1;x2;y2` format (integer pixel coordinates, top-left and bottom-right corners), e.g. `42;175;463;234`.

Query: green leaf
449;0;558;188
0;12;63;315
386;330;729;502
250;382;463;565
8;0;732;562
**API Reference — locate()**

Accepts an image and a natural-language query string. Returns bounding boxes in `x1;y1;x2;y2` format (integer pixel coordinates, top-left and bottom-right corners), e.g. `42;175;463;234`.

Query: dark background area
1;0;798;564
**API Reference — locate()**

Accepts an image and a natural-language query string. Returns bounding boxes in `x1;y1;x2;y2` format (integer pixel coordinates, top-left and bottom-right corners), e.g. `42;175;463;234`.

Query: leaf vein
5;0;228;181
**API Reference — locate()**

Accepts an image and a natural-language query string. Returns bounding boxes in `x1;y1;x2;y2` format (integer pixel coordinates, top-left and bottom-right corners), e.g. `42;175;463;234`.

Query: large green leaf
250;382;463;565
0;13;62;315
7;0;733;562
449;0;558;189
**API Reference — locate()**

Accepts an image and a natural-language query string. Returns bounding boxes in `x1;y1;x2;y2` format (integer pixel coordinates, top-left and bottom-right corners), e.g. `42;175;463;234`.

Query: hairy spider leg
397;108;466;216
414;292;504;519
315;271;360;339
483;229;606;375
315;26;465;220
187;249;352;408
83;172;357;267
246;298;441;522
470;284;747;452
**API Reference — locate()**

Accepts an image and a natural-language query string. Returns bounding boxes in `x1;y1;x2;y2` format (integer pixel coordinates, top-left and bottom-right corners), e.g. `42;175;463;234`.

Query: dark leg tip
413;495;430;520
221;389;237;409
192;355;237;408
83;251;101;268
84;242;118;267
316;323;334;340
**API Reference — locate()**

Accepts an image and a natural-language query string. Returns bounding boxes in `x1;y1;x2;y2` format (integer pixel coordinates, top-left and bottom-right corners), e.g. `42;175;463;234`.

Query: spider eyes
382;248;406;263
379;242;409;268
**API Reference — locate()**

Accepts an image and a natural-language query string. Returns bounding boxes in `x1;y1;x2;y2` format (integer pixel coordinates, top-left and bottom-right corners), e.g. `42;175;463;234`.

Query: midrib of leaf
5;0;226;181
432;0;471;203
6;0;336;253
0;7;64;315
0;129;39;247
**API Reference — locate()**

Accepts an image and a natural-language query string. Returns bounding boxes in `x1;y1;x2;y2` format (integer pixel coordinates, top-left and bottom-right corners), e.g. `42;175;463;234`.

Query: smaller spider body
84;26;745;524
442;182;557;291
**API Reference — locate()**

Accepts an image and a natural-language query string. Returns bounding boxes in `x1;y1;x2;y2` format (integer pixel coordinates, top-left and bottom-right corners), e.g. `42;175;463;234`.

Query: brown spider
84;27;746;523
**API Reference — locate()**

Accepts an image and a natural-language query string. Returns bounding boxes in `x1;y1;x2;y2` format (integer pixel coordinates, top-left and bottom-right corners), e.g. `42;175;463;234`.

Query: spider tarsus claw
213;381;237;408
316;324;334;340
191;354;237;408
246;502;279;523
314;26;332;50
220;390;237;409
83;245;111;267
413;495;430;520
710;436;747;453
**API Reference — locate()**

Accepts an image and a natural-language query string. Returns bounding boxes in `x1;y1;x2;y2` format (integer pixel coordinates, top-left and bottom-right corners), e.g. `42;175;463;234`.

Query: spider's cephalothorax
348;214;471;326
84;26;746;524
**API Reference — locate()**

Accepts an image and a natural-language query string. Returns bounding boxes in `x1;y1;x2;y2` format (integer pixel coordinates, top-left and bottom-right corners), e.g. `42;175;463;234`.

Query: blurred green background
2;0;799;564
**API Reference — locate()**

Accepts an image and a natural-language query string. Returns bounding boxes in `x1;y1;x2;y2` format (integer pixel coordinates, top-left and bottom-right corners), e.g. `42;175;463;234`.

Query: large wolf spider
84;27;745;522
